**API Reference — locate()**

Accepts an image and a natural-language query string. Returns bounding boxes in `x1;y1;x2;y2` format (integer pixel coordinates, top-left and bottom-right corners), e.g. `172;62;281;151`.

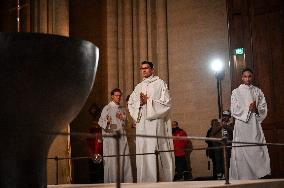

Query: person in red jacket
86;122;103;183
172;121;192;181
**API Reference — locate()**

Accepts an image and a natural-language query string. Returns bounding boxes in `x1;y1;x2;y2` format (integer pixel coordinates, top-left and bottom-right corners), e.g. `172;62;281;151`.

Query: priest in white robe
98;88;133;183
230;68;271;180
128;61;174;182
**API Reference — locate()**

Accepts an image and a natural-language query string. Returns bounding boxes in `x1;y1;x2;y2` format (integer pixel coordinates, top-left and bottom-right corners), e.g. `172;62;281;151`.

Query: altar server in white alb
98;88;133;183
128;61;174;182
230;68;270;180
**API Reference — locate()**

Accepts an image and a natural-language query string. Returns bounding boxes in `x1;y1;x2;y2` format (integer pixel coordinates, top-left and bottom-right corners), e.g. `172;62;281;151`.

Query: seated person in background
172;121;193;181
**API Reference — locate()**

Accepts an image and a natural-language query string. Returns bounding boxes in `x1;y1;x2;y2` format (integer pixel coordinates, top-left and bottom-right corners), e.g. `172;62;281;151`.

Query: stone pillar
117;0;124;91
137;1;148;58
32;0;48;33
155;0;169;84
106;0;169;96
51;0;69;36
132;0;139;85
31;0;69;36
146;0;153;61
122;0;134;97
106;0;119;96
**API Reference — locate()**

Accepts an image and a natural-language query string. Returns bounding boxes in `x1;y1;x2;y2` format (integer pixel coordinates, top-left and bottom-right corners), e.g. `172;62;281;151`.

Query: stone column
132;0;139;85
117;0;124;92
31;0;68;36
155;0;169;84
50;0;69;36
106;0;169;95
137;0;148;83
31;0;48;33
122;0;134;97
106;0;119;96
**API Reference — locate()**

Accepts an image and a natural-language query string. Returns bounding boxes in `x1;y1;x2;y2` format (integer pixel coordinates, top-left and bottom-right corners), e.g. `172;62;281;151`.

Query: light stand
215;70;230;184
211;59;229;184
215;71;225;119
211;59;225;119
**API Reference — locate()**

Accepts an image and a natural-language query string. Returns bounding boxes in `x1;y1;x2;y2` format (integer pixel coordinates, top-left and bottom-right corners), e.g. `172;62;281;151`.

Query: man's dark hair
211;119;218;126
141;61;154;69
111;88;122;95
241;68;253;75
173;121;178;126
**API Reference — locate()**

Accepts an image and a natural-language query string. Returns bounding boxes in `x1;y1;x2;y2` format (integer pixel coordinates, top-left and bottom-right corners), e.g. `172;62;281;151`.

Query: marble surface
49;179;284;188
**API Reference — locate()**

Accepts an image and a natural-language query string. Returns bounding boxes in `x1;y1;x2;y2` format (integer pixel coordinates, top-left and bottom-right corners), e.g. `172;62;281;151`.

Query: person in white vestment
229;68;271;180
128;61;174;182
98;88;133;183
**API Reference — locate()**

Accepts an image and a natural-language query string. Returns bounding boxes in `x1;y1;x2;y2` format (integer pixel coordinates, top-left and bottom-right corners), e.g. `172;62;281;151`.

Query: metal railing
47;131;284;187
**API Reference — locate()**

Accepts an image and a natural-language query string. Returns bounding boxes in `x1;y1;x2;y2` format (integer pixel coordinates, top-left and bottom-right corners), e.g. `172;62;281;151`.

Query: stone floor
49;179;284;188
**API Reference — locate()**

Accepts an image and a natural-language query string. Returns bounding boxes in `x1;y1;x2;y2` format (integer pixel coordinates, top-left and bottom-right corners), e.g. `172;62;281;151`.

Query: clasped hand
140;92;148;106
116;112;125;120
249;101;258;113
105;115;113;133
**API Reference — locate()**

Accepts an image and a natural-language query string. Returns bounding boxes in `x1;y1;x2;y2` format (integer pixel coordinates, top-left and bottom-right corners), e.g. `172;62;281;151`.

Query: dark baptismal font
0;32;99;188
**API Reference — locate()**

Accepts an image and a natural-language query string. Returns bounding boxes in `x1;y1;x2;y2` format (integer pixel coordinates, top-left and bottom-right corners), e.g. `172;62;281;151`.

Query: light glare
211;59;224;73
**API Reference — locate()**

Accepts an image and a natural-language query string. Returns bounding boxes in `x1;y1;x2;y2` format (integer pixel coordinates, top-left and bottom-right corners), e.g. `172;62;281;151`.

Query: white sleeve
256;89;267;123
98;105;109;129
146;82;171;120
231;89;251;122
128;89;140;121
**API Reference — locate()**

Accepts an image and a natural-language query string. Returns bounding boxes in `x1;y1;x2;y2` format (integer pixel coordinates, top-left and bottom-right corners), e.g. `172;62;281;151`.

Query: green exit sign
234;48;244;55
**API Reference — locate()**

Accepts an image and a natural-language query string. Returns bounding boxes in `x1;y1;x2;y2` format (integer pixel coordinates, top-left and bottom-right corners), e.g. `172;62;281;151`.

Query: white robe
128;75;174;182
229;84;271;180
98;101;133;183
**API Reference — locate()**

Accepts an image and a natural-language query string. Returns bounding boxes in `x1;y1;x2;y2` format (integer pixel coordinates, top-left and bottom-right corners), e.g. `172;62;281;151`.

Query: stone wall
167;0;231;177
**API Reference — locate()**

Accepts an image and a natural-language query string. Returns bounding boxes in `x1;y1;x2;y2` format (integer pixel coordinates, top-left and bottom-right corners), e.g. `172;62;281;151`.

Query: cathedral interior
0;0;284;186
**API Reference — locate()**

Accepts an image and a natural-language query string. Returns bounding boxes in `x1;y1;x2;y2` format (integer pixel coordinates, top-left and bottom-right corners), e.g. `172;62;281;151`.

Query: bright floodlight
211;59;224;73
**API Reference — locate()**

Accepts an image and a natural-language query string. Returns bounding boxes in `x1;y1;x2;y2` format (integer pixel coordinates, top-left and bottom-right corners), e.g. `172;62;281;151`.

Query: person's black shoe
217;173;225;180
183;171;193;180
174;173;183;181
